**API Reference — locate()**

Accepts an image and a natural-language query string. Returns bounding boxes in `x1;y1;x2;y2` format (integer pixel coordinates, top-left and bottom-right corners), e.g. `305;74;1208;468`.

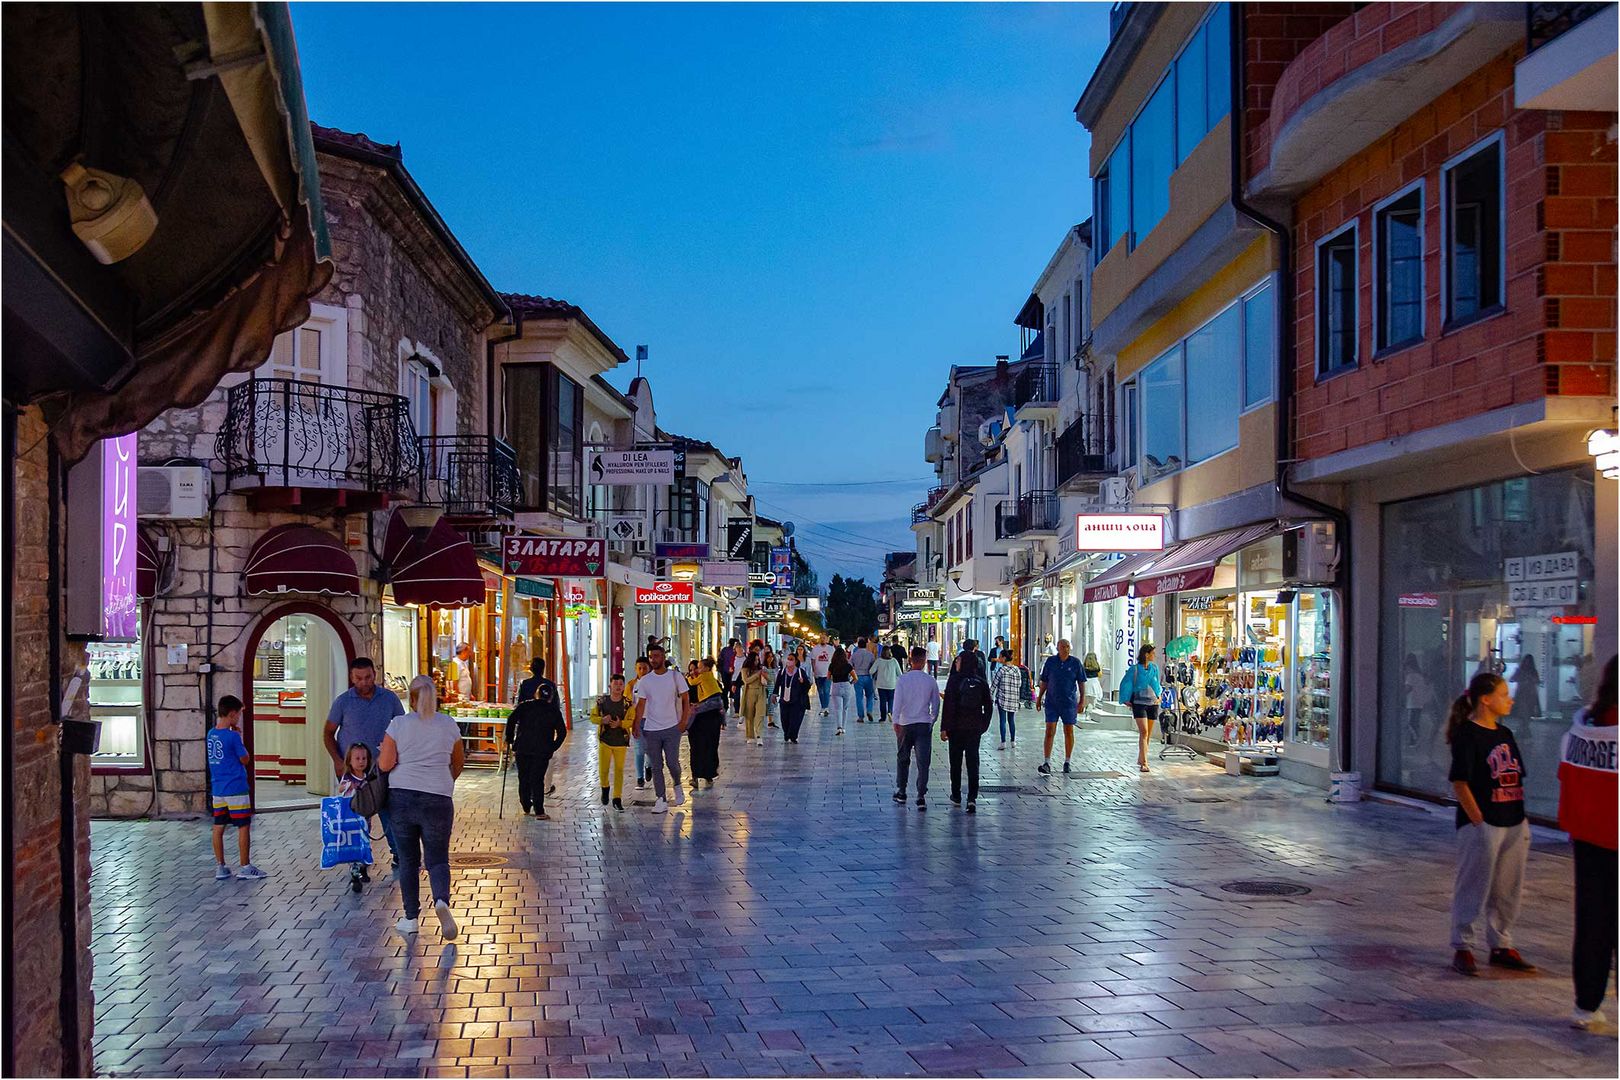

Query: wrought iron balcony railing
421;435;521;519
1527;2;1608;51
995;491;1059;539
216;377;419;495
1056;413;1112;487
910;485;948;524
1013;363;1060;411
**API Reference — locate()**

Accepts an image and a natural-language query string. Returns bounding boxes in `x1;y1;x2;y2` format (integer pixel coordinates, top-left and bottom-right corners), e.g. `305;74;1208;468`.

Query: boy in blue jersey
208;695;267;880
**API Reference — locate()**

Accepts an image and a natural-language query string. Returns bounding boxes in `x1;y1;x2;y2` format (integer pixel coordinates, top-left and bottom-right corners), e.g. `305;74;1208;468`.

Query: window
1130;77;1174;241
1316;224;1358;376
1140;348;1184;483
1174;19;1208;164
1242;282;1275;408
260;304;346;388
1120;380;1138;470
1204;5;1231;127
1095;133;1130;262
549;370;583;516
1444;135;1503;325
503;364;583;516
402;357;447;438
1376;185;1424;351
1185;303;1240;463
667;477;708;539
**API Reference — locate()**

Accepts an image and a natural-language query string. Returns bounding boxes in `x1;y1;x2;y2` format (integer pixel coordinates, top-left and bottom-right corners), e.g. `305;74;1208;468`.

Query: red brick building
1243;2;1617;813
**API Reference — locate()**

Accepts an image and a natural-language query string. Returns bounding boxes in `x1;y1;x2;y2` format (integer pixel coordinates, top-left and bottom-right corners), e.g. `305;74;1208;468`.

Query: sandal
1139;763;1150;773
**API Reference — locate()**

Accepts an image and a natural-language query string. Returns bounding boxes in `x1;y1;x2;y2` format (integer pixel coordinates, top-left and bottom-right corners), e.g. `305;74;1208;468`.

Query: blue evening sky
290;2;1108;585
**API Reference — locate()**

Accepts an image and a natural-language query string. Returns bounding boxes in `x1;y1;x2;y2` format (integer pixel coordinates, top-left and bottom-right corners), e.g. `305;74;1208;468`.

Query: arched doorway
241;603;357;808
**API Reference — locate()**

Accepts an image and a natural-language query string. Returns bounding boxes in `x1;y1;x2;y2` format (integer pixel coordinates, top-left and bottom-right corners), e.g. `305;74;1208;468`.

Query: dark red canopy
242;524;360;596
383;511;484;608
137;529;160;599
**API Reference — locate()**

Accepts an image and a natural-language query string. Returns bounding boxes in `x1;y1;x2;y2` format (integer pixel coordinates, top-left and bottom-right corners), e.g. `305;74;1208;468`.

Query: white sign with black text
588;448;676;485
1075;513;1166;553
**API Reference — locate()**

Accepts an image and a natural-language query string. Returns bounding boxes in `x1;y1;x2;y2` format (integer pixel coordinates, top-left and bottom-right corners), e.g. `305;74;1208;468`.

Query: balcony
216;378;419;510
421;435;521;520
1248;3;1522;202
995;491;1059;539
1056;414;1112;490
1517;3;1616;110
1013;364;1060;419
911;485;947;525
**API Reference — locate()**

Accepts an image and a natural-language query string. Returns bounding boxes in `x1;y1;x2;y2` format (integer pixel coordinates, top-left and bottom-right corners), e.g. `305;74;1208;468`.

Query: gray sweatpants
642;726;683;799
1450;820;1530;951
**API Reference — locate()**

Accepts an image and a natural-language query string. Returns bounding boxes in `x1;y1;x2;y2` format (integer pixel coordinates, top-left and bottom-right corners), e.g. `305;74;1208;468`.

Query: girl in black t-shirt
1445;671;1536;978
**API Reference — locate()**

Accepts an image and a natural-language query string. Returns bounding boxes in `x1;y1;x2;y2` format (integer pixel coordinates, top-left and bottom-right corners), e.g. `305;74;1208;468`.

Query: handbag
349;768;389;818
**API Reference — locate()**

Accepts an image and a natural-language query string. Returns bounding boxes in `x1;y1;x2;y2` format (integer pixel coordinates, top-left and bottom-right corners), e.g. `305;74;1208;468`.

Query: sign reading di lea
635;582;694;605
588;448;675;485
504;535;605;577
1076;513;1165;553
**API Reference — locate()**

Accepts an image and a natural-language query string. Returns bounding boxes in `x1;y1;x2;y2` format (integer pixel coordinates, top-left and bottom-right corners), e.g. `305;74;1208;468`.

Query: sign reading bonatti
504;536;605;577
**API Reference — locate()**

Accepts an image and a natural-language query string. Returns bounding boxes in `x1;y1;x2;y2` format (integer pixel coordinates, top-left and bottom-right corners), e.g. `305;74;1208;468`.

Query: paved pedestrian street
90;715;1616;1079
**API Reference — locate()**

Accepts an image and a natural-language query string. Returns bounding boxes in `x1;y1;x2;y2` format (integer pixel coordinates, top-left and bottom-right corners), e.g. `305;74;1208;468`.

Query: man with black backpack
941;650;993;813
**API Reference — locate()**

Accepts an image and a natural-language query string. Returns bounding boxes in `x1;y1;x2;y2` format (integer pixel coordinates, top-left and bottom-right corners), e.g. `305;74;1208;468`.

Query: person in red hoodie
1559;655;1617;1029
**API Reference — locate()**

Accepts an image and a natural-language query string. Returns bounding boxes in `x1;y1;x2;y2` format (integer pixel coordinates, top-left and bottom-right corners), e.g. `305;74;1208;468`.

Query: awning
382;511;484;608
137;530;160;600
1083;522;1281;604
243;524;359;595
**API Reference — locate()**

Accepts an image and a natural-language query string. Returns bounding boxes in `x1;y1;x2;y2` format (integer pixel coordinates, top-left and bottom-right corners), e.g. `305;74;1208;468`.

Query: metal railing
910;485;948;524
1527;2;1608;51
1056;413;1111;486
995;491;1059;539
1013;364;1060;410
421;435;521;518
216;377;419;494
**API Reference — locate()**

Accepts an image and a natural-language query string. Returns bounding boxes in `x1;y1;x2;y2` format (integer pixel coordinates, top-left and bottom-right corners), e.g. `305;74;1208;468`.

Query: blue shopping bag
320;795;373;869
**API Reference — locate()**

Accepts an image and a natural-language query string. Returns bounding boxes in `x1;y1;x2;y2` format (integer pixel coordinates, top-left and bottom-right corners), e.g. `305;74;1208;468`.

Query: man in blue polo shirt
1036;638;1088;775
323;657;405;872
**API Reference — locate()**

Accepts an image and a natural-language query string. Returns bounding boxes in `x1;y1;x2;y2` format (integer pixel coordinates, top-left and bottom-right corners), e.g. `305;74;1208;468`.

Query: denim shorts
1044;704;1078;726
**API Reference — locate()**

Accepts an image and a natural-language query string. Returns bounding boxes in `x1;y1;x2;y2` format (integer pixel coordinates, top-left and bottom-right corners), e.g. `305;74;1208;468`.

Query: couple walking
891;645;992;812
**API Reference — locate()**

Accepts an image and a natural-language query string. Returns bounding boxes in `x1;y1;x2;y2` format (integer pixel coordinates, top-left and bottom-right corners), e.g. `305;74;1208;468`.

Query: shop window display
89;634;145;769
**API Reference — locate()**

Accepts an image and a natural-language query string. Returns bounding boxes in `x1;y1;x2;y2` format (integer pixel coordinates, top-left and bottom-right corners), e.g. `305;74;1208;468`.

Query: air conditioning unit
137;466;210;519
947;600;968;619
1284;522;1338;584
1101;476;1131;508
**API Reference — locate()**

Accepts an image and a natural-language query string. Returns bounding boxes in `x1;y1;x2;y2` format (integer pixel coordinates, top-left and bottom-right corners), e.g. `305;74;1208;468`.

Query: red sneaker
1451;949;1479;976
1489;948;1537;973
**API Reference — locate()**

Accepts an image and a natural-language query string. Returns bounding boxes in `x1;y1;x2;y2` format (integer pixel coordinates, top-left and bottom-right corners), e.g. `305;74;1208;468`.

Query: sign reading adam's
504;536;606;578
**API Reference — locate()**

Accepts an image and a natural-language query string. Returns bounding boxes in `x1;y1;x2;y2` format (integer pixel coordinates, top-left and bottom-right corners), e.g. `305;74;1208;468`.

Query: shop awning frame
1082;522;1282;604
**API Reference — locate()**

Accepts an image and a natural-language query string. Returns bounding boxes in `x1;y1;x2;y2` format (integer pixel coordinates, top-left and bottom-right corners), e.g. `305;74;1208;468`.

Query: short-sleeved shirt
1039;655;1087;710
632;668;689;731
851;647;877;677
810;645;834;678
386;712;461;798
207;727;249;797
327;686;405;757
1449;721;1527;829
926;641;941;661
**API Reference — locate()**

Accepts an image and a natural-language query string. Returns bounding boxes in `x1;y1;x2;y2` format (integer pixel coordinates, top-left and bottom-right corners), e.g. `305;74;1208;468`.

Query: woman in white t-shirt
379;675;465;939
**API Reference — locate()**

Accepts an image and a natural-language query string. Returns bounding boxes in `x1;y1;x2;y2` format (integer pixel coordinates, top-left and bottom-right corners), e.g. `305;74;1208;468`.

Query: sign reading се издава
504;535;605;578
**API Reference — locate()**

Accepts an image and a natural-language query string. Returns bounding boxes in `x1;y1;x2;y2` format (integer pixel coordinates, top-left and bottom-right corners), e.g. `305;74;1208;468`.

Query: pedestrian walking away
1036;638;1088;775
323;657;405;876
1558;656;1617;1028
992;648;1021;747
925;636;941;677
1119;643;1164;773
851;636;878;722
810;637;835;715
505;657;569;819
941;650;992;813
738;651;769;745
379;675;465;939
687;657;727;785
632;644;691;813
1446;670;1535;977
892;646;941;810
874;644;902;723
828;644;855;735
775;651;814;743
761;646;783;730
207;695;267;880
626;656;652;787
590;674;632;811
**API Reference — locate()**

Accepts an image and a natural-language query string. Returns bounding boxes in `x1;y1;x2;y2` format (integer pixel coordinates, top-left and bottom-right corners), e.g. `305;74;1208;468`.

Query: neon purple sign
102;434;138;639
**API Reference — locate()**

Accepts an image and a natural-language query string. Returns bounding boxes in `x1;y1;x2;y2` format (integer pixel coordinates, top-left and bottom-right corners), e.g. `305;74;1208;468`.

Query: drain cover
449;853;508;868
1220;880;1310;897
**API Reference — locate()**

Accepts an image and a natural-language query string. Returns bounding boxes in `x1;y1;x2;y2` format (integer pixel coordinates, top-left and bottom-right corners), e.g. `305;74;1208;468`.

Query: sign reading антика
504;535;605;578
1075;513;1165;553
635;582;694;605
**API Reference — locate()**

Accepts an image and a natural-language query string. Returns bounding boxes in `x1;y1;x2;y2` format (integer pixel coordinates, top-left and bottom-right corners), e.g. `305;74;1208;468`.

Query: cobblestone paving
89;710;1617;1078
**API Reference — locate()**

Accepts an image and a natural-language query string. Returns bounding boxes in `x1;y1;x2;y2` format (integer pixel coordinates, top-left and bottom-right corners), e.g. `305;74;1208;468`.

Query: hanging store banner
66;433;139;641
1075;513;1165;553
700;560;749;587
655;541;710;560
588;447;675;485
635;581;694;605
920;608;945;624
606;515;646;543
725;517;753;560
503;535;605;578
769;546;793;590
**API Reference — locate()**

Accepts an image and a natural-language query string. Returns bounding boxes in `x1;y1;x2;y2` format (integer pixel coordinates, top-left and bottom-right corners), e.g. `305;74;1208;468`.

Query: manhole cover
449;853;508;868
1220;880;1310;897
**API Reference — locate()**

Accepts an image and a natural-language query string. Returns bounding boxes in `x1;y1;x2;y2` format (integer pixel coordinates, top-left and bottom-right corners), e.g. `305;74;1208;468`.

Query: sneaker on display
434;900;459;940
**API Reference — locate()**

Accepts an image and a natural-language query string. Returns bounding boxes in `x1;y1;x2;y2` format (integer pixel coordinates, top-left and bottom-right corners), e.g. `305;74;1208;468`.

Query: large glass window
1378;466;1599;822
89;630;145;770
1096;134;1131;262
1139;348;1184;483
1174;20;1208;166
1204;5;1231;126
504;364;583;515
1377;186;1424;350
1130;78;1175;242
1317;225;1358;376
549;370;582;517
1243;282;1275;408
1445;135;1503;325
1185;303;1240;463
1120;380;1139;470
504;365;545;509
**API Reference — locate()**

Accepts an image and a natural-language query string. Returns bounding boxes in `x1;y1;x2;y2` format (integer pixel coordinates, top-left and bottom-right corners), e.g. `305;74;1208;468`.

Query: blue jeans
895;723;933;797
377;803;399;866
998;708;1016;742
814;676;830;708
633;736;647;781
830;682;855;728
854;675;876;719
390;787;453;920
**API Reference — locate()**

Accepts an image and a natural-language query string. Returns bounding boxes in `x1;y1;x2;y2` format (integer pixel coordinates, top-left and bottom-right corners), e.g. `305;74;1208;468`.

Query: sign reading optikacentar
504;535;605;577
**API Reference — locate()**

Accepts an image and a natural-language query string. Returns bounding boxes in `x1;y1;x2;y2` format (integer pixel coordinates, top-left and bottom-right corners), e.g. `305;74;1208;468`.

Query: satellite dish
781;521;794;538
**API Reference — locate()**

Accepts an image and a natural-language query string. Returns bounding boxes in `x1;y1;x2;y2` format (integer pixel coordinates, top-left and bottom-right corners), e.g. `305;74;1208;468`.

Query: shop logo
635;581;694;604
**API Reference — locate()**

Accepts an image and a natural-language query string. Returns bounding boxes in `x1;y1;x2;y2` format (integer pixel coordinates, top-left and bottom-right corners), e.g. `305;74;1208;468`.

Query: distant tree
824;574;879;642
791;547;818;596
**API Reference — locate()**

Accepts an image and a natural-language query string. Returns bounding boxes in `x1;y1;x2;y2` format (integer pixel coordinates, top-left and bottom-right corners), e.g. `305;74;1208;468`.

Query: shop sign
655;541;710;559
504;535;605;577
1180;595;1217;611
895;609;922;626
1552;615;1598;625
725;518;753;560
751;586;774;599
635;582;694;605
1504;551;1579;583
1397;593;1440;608
791;595;821;612
748;571;776;586
1075;513;1165;553
907;585;944;601
67;433;139;641
1508;579;1578;607
588;447;675;485
606;515;645;543
564;603;597;618
700;560;748;587
920;608;945;624
514;577;554;599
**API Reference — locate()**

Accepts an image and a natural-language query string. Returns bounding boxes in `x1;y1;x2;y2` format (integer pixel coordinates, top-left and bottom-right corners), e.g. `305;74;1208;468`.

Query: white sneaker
1572;1007;1604;1029
434;900;459;940
395;917;419;935
234;864;268;880
672;785;686;807
653;798;669;814
835;728;844;736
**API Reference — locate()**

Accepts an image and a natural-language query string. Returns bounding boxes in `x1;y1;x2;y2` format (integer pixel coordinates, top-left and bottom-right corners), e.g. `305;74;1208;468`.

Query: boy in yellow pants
591;673;631;811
